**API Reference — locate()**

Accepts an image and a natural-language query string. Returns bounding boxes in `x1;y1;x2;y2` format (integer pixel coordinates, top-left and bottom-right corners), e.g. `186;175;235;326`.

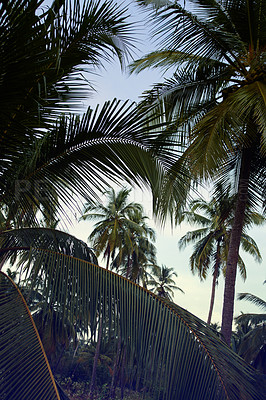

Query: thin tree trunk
109;335;122;399
221;148;252;345
207;240;221;325
120;347;127;400
126;255;131;279
106;246;110;270
89;318;103;399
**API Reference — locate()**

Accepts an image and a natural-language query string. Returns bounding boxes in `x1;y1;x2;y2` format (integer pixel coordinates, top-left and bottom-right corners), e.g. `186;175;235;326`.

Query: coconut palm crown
132;0;266;343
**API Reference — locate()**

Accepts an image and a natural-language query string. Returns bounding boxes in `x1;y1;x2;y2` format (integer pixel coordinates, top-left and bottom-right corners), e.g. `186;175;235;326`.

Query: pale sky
68;0;265;326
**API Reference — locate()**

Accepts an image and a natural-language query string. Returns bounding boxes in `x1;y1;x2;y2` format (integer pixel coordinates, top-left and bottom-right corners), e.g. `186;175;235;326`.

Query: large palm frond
1;0;133;191
10;248;265;400
1;100;174;225
0;272;61;400
0;0;134;123
136;0;263;65
0;227;98;268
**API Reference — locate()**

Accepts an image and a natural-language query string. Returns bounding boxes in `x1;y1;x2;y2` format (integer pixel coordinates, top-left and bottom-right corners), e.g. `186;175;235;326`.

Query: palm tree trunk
126;255;132;279
106;246;111;270
221;148;252;345
207;240;221;325
120;347;127;400
109;335;122;399
89;318;103;399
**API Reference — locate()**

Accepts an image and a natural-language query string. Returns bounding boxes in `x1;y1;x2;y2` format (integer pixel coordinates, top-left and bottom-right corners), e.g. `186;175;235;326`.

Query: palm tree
148;264;184;301
234;291;266;373
131;0;266;344
81;187;147;270
178;184;264;325
111;206;157;285
80;187;153;395
1;2;265;397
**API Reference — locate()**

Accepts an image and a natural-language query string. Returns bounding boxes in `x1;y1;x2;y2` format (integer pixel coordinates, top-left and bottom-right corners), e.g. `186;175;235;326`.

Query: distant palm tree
178;184;264;324
81;187;146;270
148;265;184;301
112;206;157;285
234;290;266;374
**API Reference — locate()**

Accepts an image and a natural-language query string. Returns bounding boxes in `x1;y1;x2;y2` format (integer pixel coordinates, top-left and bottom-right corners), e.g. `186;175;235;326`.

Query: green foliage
82;187;157;284
0;227;98;266
56;377;145;400
0;272;60;400
0;0;175;227
178;183;264;323
8;248;265;400
132;0;266;343
233;290;266;373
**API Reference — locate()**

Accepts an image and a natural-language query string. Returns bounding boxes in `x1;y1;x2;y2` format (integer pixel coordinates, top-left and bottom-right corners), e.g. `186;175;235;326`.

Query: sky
68;0;265;326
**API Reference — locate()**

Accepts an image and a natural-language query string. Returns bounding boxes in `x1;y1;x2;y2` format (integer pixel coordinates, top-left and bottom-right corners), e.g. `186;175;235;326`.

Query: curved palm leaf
0;0;135;203
0;272;60;400
0;227;98;267
20;248;266;400
1;0;179;228
0;0;134;122
2;99;174;226
237;292;266;310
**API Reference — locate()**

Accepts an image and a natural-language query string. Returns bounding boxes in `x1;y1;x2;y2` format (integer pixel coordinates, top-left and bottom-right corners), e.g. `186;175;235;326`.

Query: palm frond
235;312;266;326
237;292;266;310
189;234;215;278
0;272;61;400
139;0;246;71
236;255;247;281
0;0;135;123
137;62;230;128
236;324;266;369
178;228;212;249
2;100;174;225
240;233;263;263
0;227;98;267
18;248;266;400
178;210;211;226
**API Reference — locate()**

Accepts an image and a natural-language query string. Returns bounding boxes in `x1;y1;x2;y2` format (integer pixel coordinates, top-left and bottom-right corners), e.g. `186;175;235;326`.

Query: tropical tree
111;206;157;285
234;291;266;373
148;264;184;301
131;0;266;344
178;184;264;324
81;187;152;271
1;2;265;398
80;187;154;395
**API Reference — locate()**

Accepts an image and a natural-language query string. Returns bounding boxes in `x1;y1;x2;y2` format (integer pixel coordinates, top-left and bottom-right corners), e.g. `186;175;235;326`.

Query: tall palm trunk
207;239;221;325
221;148;252;345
